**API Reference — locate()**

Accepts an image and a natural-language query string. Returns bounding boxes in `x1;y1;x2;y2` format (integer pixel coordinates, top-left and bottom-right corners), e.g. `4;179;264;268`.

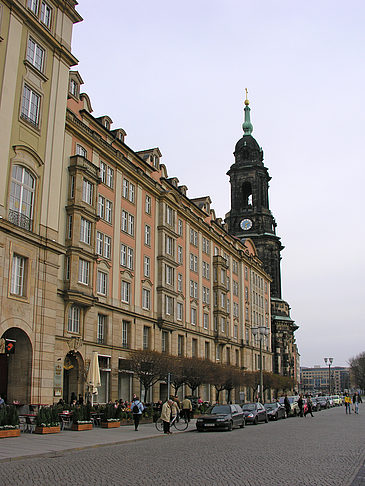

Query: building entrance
63;351;84;405
0;328;32;404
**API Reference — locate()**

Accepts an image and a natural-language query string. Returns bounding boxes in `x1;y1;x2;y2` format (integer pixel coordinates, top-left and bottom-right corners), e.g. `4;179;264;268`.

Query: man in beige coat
161;399;172;434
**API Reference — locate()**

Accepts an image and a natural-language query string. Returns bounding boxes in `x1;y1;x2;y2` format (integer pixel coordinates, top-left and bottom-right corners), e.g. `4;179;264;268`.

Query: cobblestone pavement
0;406;364;486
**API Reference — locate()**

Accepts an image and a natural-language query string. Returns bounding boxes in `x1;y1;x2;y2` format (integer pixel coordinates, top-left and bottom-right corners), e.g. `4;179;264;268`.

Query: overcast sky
73;0;365;368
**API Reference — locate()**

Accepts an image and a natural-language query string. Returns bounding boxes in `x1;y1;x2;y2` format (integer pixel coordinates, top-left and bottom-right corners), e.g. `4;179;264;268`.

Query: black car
196;404;245;431
310;398;321;412
316;397;329;410
241;402;268;424
264;402;286;420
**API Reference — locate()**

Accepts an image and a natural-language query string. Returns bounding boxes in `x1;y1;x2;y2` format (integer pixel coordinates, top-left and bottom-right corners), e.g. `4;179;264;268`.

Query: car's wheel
274;413;278;421
227;421;233;431
265;414;269;423
253;416;258;425
196;427;203;432
240;418;245;428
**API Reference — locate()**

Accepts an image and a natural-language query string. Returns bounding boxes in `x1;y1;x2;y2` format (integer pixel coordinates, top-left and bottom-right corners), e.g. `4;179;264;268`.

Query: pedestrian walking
181;396;192;422
131;396;144;431
344;393;352;414
353;392;362;414
298;394;304;417
161;399;173;434
304;396;314;417
171;397;180;421
284;395;291;417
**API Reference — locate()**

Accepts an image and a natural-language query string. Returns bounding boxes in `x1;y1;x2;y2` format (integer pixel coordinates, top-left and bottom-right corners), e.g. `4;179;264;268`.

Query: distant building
300;366;350;395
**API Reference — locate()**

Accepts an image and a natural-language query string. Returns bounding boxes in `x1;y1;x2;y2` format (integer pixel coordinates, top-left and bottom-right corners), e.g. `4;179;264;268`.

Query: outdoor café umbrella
87;351;101;406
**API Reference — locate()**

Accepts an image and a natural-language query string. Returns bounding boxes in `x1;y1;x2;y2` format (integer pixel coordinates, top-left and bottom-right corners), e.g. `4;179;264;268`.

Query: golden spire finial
244;88;249;106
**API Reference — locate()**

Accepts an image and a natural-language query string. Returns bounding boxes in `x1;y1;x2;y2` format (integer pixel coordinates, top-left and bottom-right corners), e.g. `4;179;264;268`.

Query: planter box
71;423;93;431
35;425;61;434
0;429;20;438
101;421;120;428
120;419;133;426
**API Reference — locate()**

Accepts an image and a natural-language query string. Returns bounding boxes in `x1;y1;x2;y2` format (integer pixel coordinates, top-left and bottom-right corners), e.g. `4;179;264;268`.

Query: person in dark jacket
298;394;304;417
353;392;362;414
304;396;314;417
284;395;291;417
131;397;144;431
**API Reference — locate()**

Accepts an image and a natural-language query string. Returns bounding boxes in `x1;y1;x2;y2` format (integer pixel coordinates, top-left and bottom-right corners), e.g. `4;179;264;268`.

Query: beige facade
0;1;272;406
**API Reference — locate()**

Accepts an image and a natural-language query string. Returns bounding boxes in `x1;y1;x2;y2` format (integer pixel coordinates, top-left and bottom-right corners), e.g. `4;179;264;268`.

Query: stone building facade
0;1;273;405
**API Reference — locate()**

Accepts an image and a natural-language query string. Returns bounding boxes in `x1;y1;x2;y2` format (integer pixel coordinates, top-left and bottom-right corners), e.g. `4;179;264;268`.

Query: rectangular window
97;271;108;295
142;288;151;310
68;305;80;334
221;292;225;308
96;231;103;256
80;217;91;245
221;317;225;333
129;183;135;203
202;237;210;254
234;324;238;339
122;178;129;199
105;200;113;223
143;326;150;350
202;261;210;279
166;205;174;226
191;307;197;326
128;214;134;236
100;161;106;183
166;265;174;286
106;166;114;189
178;335;184;356
78;258;89;285
205;342;210;359
177;302;183;321
76;144;87;158
178;219;183;236
121;210;128;232
98;195;105;219
26;37;45;72
127;247;134;269
65;256;70;281
233;281;239;296
21;84;40;127
162;331;168;353
27;0;39;14
190;229;198;246
40;1;52;28
166;236;174;256
70;175;75;199
145;225;151;246
97;314;106;344
104;235;111;259
178;246;183;264
177;273;183;292
11;255;26;296
67;214;72;239
216;344;221;361
165;295;173;316
121;281;130;303
82;179;93;205
190;254;197;272
203;313;209;330
145;195;151;214
122;320;129;348
144;256;150;277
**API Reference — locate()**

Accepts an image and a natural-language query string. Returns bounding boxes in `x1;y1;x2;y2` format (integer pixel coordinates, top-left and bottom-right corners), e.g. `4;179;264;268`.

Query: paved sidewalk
0;420;195;463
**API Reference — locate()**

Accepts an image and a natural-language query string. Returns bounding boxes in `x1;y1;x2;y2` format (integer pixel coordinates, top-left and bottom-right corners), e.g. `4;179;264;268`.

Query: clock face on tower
240;218;253;231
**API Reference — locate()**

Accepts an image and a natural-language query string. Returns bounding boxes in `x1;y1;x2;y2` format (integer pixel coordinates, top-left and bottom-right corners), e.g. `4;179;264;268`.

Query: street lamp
252;326;269;403
324;357;334;395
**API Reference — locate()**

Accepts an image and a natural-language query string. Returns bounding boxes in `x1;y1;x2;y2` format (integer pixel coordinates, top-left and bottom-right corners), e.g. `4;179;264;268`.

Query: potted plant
71;404;93;431
0;405;20;438
101;404;121;428
35;406;61;434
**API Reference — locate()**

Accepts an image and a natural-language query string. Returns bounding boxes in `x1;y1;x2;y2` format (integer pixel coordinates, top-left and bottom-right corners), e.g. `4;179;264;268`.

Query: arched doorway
0;328;32;404
63;351;84;404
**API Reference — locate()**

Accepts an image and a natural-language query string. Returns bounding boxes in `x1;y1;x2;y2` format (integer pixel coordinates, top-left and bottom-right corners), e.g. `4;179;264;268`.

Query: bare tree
127;350;167;402
349;352;365;390
182;357;212;396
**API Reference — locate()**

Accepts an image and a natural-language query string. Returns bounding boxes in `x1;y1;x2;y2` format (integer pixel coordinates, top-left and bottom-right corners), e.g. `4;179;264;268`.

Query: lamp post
252;326;269;403
324;357;333;395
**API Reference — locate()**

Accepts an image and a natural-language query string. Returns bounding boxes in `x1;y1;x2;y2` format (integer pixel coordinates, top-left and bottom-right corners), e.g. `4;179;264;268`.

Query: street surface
0;405;364;486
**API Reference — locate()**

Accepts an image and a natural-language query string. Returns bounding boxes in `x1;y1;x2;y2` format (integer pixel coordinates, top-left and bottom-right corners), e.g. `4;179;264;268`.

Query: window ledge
24;60;48;82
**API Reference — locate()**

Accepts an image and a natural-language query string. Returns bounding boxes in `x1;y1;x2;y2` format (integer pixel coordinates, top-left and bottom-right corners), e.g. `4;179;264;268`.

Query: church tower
225;92;283;298
225;92;299;379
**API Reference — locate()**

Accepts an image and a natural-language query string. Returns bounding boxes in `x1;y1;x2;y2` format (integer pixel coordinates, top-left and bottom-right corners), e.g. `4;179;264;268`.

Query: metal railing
8;210;33;231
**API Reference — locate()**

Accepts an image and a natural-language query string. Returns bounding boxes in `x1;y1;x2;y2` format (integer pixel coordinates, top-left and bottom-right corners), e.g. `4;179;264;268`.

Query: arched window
242;181;252;207
9;165;35;231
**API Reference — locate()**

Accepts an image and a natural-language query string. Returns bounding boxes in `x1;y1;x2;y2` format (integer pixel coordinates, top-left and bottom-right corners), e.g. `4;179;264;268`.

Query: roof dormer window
70;79;78;97
104;119;110;130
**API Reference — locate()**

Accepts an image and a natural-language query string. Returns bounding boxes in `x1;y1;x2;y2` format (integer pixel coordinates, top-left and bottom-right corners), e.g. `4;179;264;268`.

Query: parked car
325;396;334;407
331;395;342;406
264;402;286;420
241;402;268;424
316;396;330;409
278;396;300;416
196;404;245;432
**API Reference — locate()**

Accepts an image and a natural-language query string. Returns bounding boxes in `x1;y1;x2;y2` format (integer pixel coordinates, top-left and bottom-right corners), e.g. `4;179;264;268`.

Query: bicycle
155;413;189;432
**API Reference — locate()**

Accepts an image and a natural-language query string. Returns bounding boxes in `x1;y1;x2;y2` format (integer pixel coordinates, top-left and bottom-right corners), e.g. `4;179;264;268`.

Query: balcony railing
8;210;33;231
